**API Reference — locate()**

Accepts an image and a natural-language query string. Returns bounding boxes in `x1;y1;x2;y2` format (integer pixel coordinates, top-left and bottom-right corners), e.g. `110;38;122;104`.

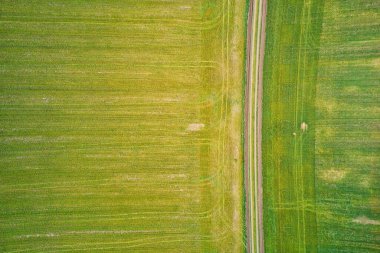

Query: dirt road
244;0;267;252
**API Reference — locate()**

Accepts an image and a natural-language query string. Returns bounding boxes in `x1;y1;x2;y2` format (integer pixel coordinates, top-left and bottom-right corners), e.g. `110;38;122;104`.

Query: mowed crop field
0;1;247;252
263;0;379;252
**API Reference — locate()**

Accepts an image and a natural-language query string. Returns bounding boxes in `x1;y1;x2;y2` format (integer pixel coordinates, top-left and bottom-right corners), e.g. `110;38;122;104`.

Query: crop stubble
0;1;247;252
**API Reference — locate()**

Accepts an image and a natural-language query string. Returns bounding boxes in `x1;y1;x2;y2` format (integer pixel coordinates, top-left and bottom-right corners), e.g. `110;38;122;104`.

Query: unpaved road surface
244;0;267;252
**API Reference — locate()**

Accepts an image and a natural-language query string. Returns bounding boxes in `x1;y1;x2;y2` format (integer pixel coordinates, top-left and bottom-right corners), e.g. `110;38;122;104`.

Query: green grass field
0;1;247;252
262;0;323;252
315;1;379;252
263;0;379;252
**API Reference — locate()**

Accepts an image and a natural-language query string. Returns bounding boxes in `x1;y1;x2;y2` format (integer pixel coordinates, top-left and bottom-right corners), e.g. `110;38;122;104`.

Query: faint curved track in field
244;0;267;252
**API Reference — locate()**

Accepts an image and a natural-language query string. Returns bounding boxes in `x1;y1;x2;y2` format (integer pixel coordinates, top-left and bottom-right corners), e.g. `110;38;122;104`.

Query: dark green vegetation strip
262;0;324;252
0;1;247;252
315;1;380;252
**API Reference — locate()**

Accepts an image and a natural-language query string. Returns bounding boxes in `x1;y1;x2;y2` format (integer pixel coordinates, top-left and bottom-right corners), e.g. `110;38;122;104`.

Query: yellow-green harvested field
0;1;247;252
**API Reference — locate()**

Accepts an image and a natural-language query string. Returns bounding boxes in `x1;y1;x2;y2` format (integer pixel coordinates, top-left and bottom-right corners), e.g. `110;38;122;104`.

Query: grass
262;0;378;252
315;0;379;252
262;0;324;252
0;0;247;252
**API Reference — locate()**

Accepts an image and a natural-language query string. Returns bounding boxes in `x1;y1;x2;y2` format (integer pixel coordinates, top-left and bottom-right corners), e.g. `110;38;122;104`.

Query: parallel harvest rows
0;1;247;252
